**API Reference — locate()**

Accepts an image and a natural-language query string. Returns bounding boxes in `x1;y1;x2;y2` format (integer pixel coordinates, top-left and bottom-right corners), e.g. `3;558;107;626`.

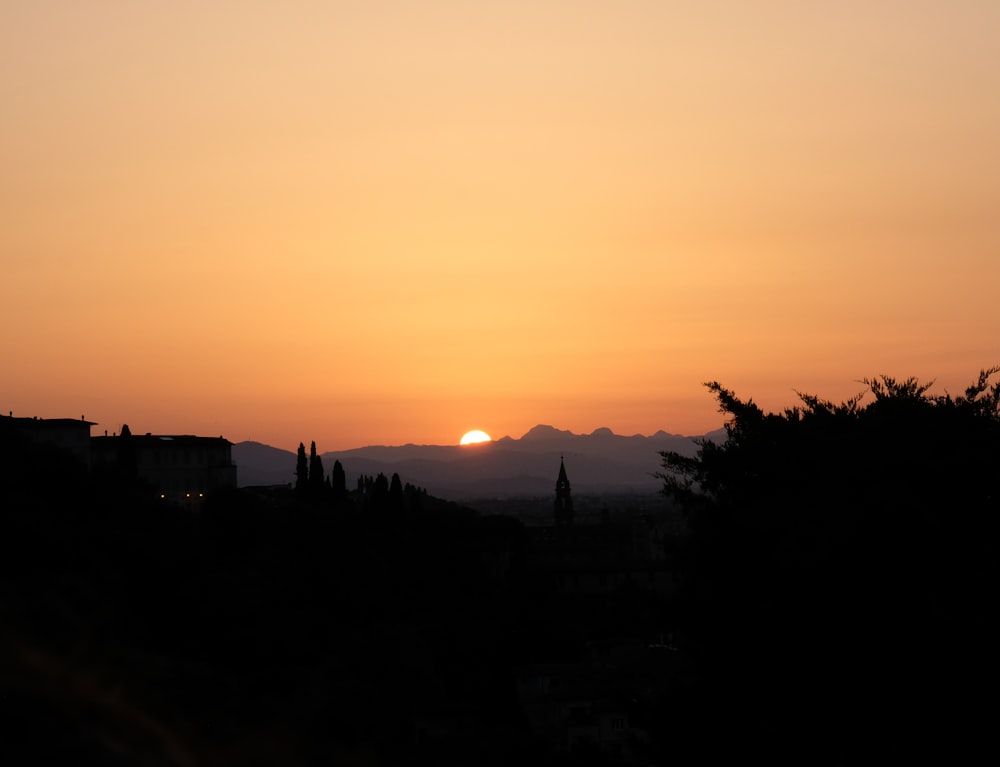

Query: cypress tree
309;441;325;496
371;472;389;512
331;459;347;509
389;472;404;512
295;442;308;493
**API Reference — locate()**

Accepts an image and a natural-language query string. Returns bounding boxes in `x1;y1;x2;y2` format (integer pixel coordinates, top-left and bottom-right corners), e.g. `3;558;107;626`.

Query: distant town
1;410;694;765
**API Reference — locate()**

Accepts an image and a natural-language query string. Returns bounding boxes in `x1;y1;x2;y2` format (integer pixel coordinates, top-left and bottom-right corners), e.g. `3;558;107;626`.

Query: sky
3;1;999;450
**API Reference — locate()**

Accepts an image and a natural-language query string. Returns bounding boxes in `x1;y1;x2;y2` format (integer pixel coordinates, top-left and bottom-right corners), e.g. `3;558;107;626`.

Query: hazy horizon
235;421;727;453
4;2;998;451
8;417;722;454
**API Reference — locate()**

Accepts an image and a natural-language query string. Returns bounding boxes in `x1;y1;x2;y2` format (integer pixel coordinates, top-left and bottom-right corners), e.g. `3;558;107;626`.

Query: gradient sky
3;1;999;450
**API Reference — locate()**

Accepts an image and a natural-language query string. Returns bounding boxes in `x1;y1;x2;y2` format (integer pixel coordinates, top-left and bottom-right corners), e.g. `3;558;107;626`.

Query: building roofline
1;415;96;427
91;434;232;445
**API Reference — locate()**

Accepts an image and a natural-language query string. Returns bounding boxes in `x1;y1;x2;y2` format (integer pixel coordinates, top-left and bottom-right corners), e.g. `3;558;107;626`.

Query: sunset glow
460;431;492;446
3;2;999;450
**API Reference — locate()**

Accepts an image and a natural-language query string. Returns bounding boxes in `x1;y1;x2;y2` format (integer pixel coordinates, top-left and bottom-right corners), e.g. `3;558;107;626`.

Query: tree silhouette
295;442;308;494
308;441;325;498
365;472;389;513
116;423;137;483
404;482;425;514
330;459;347;509
389;472;404;513
658;370;1000;762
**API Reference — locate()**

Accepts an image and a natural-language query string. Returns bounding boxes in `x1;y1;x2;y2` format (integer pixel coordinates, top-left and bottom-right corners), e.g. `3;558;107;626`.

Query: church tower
554;456;574;526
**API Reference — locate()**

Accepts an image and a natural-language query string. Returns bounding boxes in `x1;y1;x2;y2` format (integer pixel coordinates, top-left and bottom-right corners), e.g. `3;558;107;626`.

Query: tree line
293;440;428;514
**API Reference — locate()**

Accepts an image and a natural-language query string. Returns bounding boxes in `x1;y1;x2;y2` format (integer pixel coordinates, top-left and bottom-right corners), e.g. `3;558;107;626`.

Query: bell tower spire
554;455;574;526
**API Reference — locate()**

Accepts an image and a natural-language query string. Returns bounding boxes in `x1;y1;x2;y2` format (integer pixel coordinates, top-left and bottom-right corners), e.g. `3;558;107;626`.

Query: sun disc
460;430;492;445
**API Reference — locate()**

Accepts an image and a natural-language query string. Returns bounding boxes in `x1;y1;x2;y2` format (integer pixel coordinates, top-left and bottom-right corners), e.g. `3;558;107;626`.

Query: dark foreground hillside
0;472;689;766
4;371;998;766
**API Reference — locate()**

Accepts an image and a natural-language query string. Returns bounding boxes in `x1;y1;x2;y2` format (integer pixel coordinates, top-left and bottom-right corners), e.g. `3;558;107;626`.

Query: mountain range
232;425;726;500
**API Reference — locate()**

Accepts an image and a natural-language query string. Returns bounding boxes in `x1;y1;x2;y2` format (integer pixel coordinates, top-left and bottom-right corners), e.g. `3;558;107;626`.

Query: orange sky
3;1;999;450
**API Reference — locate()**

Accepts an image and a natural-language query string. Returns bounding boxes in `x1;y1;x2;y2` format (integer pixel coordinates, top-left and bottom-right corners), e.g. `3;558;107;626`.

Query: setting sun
460;430;492;445
2;3;998;452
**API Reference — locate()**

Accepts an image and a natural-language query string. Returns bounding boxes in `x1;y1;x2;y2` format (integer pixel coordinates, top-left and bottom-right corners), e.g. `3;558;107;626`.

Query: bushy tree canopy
658;369;1000;762
661;368;1000;518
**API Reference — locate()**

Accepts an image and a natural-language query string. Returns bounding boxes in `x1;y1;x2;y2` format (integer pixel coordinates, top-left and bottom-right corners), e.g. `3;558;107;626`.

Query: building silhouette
554;456;574;526
92;429;237;501
1;413;95;467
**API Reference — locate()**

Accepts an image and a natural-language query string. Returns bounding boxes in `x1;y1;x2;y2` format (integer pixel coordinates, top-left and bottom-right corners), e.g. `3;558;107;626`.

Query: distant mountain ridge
233;425;725;500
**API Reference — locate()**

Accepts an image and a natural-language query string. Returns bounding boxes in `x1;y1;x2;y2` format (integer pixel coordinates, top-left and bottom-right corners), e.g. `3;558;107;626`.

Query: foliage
330;459;348;510
295;442;308;494
658;368;1000;761
308;440;325;494
661;368;1000;521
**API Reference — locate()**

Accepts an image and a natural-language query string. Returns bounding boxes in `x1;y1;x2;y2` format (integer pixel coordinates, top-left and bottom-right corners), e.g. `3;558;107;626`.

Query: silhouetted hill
230;441;296;486
519;424;575;441
233;426;725;498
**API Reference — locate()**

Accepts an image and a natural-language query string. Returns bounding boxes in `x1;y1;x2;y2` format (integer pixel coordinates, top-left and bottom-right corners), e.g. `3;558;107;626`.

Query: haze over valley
234;424;724;499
